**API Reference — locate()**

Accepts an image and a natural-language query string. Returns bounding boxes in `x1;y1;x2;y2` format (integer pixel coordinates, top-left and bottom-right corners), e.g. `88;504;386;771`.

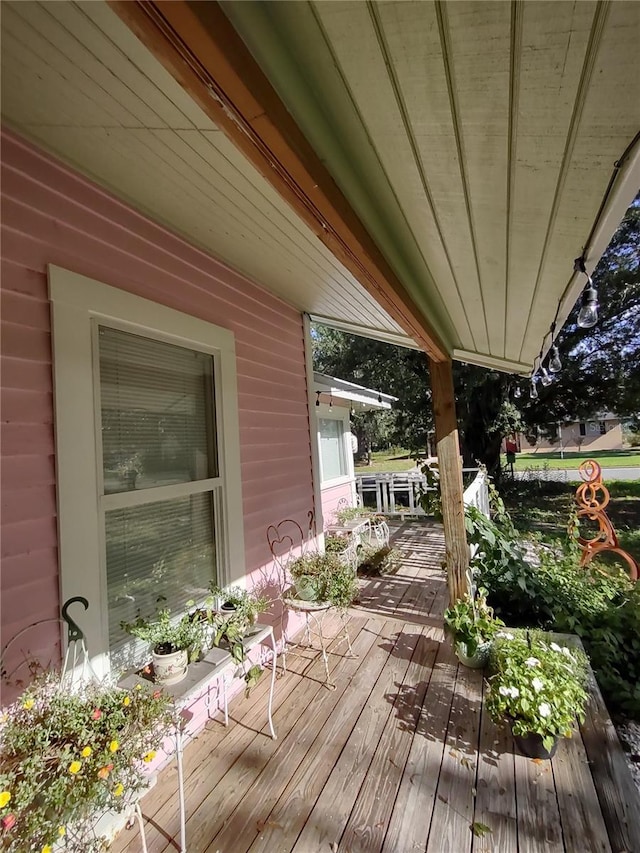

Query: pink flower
2;814;16;831
92;708;102;720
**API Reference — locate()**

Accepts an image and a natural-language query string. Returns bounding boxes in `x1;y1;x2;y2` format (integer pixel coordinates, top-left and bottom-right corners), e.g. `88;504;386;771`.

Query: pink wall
321;481;356;528
0;129;315;678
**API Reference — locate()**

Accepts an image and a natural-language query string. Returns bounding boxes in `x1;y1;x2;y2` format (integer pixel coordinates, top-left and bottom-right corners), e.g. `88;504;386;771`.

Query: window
319;418;347;481
49;267;244;676
579;422;586;436
599;421;607;435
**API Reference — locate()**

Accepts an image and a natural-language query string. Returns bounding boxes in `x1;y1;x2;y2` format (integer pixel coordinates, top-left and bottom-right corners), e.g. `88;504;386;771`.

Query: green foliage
206;586;271;665
486;632;589;752
324;534;350;554
288;552;357;608
468;500;639;716
0;674;172;852
443;590;504;657
415;461;442;519
357;545;401;576
121;606;205;660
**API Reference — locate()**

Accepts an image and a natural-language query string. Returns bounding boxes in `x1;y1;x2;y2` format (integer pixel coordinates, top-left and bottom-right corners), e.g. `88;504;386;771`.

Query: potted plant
288;552;358;608
443;589;504;668
121;607;205;686
485;631;589;759
0;672;172;852
206;586;271;692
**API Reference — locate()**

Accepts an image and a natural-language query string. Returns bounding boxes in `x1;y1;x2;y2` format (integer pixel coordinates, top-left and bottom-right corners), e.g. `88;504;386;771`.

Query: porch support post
430;358;469;603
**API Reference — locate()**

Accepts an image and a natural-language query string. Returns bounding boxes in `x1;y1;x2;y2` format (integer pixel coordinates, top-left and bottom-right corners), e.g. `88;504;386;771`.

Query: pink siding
0;128;315;663
321;481;356;528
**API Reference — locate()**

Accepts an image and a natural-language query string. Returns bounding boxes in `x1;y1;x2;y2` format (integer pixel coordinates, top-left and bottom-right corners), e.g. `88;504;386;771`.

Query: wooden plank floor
112;521;640;853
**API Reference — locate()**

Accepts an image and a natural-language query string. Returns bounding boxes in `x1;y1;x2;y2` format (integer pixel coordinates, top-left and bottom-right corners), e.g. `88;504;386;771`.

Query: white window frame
49;266;245;677
316;405;354;487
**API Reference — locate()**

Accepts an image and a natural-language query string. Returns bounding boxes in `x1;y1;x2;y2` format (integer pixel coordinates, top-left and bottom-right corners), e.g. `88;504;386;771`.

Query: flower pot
294;575;320;602
513;731;558;760
152;647;188;685
455;640;491;669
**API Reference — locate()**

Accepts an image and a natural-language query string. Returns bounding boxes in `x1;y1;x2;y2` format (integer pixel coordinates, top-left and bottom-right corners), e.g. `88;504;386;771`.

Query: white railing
463;469;490;517
354;468;484;517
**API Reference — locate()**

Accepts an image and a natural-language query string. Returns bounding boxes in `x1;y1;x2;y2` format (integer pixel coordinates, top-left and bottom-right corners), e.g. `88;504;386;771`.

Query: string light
548;344;562;373
377;392;382;403
530;378;538;399
574;256;598;329
329;396;333;411
315;391;321;407
540;367;553;386
513;385;522;399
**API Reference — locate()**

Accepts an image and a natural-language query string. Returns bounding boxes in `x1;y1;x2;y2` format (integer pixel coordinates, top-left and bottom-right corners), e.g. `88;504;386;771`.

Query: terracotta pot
513;730;558;760
151;647;188;686
455;640;491;669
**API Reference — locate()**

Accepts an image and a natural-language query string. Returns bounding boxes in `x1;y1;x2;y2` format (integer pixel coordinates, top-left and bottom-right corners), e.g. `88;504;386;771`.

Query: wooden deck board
113;521;640;853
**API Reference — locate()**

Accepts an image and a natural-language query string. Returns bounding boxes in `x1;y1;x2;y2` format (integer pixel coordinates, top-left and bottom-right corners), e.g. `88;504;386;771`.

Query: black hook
61;597;89;643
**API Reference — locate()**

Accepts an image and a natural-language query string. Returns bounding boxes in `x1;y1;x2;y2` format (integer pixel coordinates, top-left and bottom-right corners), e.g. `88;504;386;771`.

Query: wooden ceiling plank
108;0;450;361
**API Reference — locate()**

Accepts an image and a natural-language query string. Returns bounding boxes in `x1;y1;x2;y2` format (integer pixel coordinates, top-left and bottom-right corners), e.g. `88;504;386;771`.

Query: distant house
519;413;624;453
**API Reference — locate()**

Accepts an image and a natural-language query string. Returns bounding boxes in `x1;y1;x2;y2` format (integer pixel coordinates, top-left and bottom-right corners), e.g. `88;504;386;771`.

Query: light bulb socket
315;391;321;407
582;285;598;306
540;367;553;386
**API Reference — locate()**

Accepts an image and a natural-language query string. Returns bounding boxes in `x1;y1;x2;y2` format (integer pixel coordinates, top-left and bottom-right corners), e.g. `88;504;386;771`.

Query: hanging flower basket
0;673;172;852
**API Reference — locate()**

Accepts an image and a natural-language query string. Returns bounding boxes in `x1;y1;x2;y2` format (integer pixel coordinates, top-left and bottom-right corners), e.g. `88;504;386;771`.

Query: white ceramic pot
152;647;188;685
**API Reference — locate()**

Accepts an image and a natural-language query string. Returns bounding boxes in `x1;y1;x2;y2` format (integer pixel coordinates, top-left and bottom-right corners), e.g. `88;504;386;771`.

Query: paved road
514;466;639;482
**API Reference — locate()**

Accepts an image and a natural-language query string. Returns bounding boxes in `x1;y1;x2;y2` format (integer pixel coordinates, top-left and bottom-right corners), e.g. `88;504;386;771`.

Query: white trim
452;349;532;374
49;266;245;676
309;315;420;350
303;315;324;536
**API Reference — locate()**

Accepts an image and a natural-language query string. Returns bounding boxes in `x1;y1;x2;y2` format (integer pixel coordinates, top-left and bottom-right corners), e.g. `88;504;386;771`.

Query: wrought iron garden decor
574;459;638;581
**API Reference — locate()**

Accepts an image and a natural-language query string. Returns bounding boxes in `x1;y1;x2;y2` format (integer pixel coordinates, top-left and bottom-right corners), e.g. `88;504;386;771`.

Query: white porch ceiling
0;1;409;345
224;0;640;371
2;2;639;372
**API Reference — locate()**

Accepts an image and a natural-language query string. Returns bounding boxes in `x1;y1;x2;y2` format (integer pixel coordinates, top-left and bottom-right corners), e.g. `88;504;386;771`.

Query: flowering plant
443;588;504;657
485;632;589;752
0;673;172;852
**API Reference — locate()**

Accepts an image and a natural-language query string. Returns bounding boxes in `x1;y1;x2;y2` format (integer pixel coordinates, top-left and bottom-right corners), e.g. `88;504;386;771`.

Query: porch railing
354;467;487;517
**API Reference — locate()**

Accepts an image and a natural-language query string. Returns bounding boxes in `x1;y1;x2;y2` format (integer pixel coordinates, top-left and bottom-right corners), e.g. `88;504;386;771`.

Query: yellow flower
143;751;156;763
123;696;131;707
0;791;11;808
68;761;82;774
109;740;119;753
81;746;92;757
113;783;124;797
22;698;35;710
134;684;142;691
58;826;66;837
42;846;52;853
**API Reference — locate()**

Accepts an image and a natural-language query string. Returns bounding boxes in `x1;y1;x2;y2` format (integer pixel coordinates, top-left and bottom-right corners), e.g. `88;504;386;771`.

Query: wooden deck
113;521;640;853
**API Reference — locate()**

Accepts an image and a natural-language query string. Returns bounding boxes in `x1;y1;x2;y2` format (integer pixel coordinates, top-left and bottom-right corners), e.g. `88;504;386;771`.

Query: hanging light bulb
540;366;553;386
329;396;333;411
377;392;382;403
577;282;598;329
350;405;355;418
530;378;538;399
315;391;321;407
513;385;522;399
548;345;562;373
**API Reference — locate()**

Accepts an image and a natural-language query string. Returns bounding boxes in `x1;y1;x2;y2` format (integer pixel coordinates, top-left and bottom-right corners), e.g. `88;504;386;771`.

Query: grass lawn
354;448;416;473
508;449;640;470
502;479;640;565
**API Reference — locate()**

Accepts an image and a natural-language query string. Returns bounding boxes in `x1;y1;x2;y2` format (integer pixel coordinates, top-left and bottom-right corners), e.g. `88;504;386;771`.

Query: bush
357;545;401;576
467;504;639;717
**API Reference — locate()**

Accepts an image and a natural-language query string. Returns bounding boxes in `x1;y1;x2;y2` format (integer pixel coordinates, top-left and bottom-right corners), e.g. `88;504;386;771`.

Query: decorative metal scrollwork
574;459;638;581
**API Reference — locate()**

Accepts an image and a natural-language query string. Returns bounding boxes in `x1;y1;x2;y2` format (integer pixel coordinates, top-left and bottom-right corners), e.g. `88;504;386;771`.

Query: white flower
532;677;544;693
496;632;515;640
550;642;562;653
561;647;573;658
499;686;520;698
525;657;540;667
539;702;551;718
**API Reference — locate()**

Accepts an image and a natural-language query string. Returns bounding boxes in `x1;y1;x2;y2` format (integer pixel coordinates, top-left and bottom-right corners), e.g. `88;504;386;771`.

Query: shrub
467;502;639;717
357;545;401;576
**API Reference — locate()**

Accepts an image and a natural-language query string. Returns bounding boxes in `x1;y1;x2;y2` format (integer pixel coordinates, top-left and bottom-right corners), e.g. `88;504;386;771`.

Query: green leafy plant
206;586;270;667
0;673;172;852
486;632;588;753
288;552;358;608
324;534;351;554
121;607;205;661
357;545;401;576
415;461;441;519
208;585;270;624
335;506;372;524
443;589;504;657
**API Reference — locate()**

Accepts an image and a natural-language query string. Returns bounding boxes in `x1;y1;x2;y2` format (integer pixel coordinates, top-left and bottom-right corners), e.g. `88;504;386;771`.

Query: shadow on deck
112;520;640;853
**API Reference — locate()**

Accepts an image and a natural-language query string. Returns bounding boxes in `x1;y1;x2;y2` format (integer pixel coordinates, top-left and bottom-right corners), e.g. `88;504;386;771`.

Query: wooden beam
108;0;449;362
430;359;469;602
